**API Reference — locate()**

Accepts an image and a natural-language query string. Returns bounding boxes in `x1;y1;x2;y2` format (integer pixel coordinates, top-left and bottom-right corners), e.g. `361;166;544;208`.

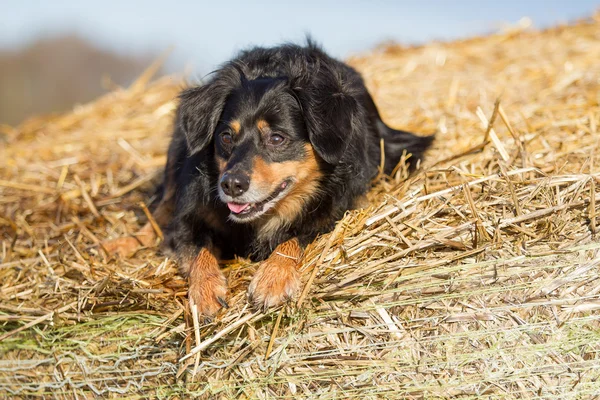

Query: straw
1;14;600;398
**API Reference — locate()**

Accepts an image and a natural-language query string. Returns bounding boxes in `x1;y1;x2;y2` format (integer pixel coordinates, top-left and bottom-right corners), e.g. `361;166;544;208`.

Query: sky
1;0;599;75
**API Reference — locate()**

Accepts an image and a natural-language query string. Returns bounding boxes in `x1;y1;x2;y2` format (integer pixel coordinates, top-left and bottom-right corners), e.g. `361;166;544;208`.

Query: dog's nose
220;172;250;197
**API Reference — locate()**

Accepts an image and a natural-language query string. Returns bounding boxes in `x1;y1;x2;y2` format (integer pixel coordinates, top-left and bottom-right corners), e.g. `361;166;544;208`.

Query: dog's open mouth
227;179;293;221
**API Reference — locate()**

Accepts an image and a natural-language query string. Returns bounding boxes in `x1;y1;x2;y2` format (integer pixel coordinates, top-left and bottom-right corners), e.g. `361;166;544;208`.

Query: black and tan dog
105;41;433;317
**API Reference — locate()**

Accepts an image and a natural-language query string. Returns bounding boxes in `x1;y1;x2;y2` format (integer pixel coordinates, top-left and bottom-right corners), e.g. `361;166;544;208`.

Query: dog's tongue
227;202;250;214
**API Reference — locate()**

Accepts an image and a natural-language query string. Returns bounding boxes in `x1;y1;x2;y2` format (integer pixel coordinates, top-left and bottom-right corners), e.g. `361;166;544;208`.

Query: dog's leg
102;144;180;258
101;222;156;257
182;247;228;319
101;192;175;257
248;238;302;311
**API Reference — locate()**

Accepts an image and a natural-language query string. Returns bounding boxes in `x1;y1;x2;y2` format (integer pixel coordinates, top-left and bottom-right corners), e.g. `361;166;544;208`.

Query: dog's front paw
248;260;300;311
189;271;228;319
248;239;302;311
188;249;228;320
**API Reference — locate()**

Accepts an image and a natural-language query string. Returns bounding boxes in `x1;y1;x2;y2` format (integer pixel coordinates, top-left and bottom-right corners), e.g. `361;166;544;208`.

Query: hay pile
1;16;600;399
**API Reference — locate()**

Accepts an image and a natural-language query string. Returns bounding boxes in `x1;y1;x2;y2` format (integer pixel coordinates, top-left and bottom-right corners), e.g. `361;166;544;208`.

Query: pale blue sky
2;0;599;74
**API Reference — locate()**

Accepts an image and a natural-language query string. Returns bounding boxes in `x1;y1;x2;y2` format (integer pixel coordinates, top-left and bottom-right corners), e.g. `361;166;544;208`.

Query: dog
105;41;433;317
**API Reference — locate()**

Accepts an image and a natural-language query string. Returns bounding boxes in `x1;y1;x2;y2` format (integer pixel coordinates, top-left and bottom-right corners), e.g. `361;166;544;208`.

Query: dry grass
2;15;600;399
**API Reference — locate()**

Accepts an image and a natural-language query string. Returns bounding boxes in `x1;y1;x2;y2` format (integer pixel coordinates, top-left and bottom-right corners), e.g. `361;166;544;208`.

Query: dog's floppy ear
293;65;364;164
177;79;231;155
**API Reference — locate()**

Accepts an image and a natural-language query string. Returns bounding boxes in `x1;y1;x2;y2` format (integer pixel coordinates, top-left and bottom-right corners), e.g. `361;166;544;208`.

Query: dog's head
178;60;362;223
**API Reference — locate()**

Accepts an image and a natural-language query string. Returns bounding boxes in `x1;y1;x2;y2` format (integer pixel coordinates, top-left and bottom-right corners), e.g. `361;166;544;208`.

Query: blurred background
1;0;598;126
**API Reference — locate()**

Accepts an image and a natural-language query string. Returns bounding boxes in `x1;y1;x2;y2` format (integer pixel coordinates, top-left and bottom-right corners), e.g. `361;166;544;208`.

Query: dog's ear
177;81;230;155
293;66;364;164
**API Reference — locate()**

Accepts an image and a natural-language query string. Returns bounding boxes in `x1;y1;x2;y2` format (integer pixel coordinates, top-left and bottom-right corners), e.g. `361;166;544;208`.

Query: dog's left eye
221;133;233;145
268;134;285;146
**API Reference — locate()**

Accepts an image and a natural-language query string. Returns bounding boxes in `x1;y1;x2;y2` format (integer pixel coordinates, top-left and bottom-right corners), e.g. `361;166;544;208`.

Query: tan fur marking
102;155;179;258
188;248;228;317
252;157;275;188
216;155;227;174
102;179;177;258
252;144;320;193
102;236;143;258
273;144;322;221
247;238;302;310
254;144;322;240
102;222;157;257
230;120;241;134
256;119;269;132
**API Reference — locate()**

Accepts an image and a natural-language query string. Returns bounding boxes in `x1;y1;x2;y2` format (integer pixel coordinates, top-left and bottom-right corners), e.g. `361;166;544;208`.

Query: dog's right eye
267;134;285;146
220;133;233;145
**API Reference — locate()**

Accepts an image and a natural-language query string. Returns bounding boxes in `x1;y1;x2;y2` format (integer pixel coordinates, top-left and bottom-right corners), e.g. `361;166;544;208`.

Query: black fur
158;40;433;271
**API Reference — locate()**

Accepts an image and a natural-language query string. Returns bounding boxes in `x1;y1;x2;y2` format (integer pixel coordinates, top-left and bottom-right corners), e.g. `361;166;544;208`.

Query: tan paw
135;222;158;247
102;236;142;258
248;256;300;311
188;249;228;319
102;223;156;257
189;271;228;319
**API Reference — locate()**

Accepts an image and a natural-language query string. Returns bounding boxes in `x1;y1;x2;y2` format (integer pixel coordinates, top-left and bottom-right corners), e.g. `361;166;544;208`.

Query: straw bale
1;15;600;398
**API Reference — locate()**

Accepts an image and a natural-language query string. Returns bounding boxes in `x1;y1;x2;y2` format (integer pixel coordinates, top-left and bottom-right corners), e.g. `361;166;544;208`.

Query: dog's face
212;79;321;222
179;64;363;224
